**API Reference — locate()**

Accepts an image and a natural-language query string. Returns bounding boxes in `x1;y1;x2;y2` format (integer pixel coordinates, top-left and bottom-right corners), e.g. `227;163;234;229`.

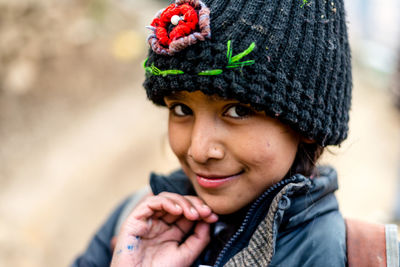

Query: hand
110;192;218;267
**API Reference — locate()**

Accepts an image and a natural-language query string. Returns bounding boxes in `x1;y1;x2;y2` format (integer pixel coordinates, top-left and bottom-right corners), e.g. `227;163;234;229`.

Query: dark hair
288;142;325;177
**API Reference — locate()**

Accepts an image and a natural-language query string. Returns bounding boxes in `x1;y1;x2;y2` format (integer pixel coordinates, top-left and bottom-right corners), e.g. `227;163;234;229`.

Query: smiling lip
195;171;243;189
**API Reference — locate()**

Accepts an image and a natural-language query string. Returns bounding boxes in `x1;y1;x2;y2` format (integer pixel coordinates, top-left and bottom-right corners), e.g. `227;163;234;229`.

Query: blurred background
0;0;399;266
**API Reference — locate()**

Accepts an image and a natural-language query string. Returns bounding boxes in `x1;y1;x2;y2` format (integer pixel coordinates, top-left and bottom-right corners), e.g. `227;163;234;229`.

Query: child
72;0;353;266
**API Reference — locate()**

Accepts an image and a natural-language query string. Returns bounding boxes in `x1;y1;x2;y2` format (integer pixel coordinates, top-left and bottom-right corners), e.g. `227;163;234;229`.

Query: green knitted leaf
143;58;184;76
159;69;184;76
227;40;233;63
231;42;256;63
143;58;153;74
300;0;309;8
198;69;223;75
143;40;256;77
226;41;256;69
226;60;255;68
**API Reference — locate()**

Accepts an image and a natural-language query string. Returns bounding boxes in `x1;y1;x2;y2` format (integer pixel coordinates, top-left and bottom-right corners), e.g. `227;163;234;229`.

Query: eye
170;104;192;117
224;104;253;118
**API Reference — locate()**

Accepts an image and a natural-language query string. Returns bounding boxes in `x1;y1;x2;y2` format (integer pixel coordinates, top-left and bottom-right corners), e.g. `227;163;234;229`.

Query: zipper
213;175;301;267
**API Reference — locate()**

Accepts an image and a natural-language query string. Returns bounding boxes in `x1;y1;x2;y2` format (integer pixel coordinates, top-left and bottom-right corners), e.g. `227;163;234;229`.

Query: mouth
195;170;244;189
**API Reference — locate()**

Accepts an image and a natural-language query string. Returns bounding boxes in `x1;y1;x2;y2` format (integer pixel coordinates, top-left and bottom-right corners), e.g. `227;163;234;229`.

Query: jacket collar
149;166;339;266
224;166;339;266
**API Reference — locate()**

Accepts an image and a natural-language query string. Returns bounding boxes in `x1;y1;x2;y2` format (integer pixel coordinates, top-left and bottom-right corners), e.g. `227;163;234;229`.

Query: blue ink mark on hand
125;236;141;252
116;249;123;255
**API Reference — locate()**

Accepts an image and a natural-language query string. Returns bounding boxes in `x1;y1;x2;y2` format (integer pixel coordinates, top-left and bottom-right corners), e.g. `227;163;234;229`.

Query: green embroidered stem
159;69;185;76
143;40;256;77
227;41;256;68
226;60;255;68
227;40;233;63
198;69;223;75
143;58;184;77
143;58;153;74
230;42;256;63
300;0;309;8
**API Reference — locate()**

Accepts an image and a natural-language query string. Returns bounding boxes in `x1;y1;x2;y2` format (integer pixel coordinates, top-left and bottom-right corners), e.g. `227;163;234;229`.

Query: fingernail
147;218;152;227
210;213;219;221
175;204;182;211
190;207;199;216
202;204;211;211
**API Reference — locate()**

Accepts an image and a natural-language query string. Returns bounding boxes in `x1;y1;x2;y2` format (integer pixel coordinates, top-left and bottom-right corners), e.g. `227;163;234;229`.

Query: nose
187;116;225;164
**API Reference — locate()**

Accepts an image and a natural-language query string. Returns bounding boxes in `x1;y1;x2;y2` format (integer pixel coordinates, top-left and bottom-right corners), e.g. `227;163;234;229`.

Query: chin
205;201;243;215
214;208;237;215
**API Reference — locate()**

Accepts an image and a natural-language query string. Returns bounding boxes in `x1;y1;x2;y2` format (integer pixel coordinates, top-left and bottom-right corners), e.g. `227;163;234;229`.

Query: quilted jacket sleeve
70;197;130;267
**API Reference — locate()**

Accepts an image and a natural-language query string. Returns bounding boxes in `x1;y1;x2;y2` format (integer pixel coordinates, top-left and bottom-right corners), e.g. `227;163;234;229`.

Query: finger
202;212;219;224
178;222;211;264
120;193;191;238
122;195;182;236
120;216;151;237
184;196;217;220
175;216;196;235
110;236;117;253
184;196;218;223
136;195;183;220
161;212;182;224
129;195;170;220
152;210;166;219
158;192;200;221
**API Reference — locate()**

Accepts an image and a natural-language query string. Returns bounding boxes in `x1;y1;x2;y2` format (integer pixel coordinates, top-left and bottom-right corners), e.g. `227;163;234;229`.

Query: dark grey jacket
71;166;347;266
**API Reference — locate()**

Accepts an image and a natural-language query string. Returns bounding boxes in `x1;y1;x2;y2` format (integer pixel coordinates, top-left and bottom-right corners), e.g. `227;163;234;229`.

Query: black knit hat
143;0;352;146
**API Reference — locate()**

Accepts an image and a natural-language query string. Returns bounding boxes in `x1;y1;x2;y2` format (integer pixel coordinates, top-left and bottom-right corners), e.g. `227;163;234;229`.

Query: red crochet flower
152;4;198;46
147;0;211;56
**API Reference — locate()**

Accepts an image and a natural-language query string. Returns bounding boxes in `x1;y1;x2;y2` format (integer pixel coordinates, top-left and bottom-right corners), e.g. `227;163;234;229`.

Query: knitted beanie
143;0;352;146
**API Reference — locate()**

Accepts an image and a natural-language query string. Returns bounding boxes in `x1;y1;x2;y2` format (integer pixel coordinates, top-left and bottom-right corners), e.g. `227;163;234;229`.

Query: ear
300;137;316;144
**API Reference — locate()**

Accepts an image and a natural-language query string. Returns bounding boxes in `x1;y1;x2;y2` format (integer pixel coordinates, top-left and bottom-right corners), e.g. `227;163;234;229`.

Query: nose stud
210;146;224;159
188;145;224;163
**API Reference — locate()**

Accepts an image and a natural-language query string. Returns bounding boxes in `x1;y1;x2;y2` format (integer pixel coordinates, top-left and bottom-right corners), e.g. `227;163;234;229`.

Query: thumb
110;236;117;253
178;222;211;264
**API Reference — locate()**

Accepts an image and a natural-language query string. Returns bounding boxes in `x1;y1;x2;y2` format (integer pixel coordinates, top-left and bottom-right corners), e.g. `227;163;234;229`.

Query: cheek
230;134;271;166
246;141;274;165
168;122;189;158
239;133;299;170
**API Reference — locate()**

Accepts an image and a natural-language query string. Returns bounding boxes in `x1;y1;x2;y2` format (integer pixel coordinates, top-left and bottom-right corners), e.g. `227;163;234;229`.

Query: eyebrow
164;92;187;101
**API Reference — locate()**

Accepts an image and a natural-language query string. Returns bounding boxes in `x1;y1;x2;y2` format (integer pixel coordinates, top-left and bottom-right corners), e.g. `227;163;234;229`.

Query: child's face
164;91;300;215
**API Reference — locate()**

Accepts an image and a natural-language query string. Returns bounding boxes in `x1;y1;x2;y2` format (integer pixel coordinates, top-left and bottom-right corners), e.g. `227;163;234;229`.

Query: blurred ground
0;1;399;267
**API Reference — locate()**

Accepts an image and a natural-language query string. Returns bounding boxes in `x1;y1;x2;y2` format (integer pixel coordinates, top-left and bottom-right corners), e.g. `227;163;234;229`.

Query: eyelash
223;104;254;119
167;103;255;119
169;103;192;117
